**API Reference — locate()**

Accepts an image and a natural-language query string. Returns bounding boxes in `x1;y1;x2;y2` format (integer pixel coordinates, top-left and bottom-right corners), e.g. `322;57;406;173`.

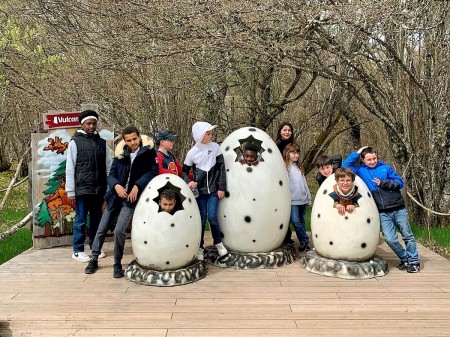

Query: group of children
67;113;229;278
68;111;420;278
275;121;420;273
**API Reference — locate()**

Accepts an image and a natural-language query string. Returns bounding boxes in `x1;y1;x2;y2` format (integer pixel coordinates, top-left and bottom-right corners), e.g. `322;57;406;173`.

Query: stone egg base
301;251;389;279
204;244;298;269
125;259;207;286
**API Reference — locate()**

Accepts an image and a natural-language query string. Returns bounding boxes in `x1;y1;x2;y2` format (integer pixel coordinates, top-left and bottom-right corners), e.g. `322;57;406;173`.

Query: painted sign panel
32;128;114;248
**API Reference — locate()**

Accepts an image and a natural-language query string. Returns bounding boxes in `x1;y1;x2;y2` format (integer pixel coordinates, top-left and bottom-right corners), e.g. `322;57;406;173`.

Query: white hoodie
184;122;221;172
183;122;226;194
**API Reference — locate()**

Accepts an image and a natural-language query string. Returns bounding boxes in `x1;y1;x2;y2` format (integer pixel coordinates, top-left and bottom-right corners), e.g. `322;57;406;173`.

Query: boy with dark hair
239;142;260;166
158;188;177;214
328;168;362;215
315;154;342;187
85;126;158;278
342;146;420;273
66;110;112;262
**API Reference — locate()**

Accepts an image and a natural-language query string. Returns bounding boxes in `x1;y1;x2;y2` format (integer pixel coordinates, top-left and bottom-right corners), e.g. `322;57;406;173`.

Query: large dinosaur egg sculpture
217;127;290;253
311;174;380;261
131;174;201;270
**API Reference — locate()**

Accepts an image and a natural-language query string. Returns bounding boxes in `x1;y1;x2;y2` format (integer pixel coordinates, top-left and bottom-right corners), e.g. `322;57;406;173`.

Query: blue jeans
289;204;309;245
73;195;104;253
91;201;134;264
197;192;223;248
380;207;420;265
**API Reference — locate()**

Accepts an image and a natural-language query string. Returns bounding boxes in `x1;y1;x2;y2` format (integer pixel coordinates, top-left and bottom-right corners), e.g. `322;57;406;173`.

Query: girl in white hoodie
182;122;228;260
283;143;311;253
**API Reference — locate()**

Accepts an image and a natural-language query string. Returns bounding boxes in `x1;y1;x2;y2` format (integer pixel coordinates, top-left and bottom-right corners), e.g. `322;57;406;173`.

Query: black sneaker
407;264;420;273
398;261;409;271
84;259;98;274
113;263;124;278
284;238;295;246
299;244;311;253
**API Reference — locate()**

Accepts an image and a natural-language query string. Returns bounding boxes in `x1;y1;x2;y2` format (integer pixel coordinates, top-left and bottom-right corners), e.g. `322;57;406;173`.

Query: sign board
43;111;80;130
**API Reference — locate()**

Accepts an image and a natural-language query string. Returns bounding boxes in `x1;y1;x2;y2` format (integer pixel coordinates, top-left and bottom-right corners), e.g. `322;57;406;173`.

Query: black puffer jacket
72;132;107;196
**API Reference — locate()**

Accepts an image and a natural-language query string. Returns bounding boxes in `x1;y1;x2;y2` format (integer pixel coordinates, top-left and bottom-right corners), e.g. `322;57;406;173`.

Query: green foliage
0;15;60;70
0;228;32;265
0;19;37;53
412;224;450;260
0;171;29;234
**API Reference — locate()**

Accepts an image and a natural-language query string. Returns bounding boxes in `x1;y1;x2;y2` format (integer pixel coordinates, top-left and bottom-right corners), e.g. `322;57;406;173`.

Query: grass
0;228;33;265
0;170;32;265
0;171;29;233
412;224;450;260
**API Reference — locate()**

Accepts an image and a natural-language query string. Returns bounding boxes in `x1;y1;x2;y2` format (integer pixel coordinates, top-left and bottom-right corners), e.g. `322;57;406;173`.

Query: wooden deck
1;233;450;337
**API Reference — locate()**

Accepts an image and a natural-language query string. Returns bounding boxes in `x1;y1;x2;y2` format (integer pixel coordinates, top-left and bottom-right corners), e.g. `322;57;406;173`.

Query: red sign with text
43;111;80;130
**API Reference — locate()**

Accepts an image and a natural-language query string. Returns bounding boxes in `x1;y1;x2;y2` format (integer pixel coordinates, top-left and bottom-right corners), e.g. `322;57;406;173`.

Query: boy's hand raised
357;146;369;155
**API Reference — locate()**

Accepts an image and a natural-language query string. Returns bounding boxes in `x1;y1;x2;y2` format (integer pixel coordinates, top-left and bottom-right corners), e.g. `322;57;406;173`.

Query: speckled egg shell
218;127;291;253
131;174;201;270
311;174;380;261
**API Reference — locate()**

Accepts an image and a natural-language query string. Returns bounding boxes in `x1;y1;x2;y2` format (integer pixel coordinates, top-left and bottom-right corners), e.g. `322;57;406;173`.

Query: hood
192;122;216;143
115;134;154;159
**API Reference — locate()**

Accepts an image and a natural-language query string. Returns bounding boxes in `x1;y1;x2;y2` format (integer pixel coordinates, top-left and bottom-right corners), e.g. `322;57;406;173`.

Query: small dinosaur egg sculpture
311;174;380;261
131;174;201;270
217;127;291;252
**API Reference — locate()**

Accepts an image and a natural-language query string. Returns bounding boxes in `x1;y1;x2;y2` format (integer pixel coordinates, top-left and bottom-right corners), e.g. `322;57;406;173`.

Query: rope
406;191;450;216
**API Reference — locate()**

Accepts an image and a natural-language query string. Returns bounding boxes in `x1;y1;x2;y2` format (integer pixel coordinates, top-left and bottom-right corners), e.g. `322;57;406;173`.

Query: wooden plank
1;237;450;337
4;319;297;329
0;328;167;337
164;328;450;337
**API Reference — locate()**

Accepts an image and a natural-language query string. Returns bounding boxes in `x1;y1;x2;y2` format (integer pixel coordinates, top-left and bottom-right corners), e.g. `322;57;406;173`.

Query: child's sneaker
407;264;420;273
84;260;99;274
299;243;311;253
197;248;204;261
93;251;106;259
72;252;90;262
283;238;295;245
113;263;124;278
398;261;409;271
215;242;228;257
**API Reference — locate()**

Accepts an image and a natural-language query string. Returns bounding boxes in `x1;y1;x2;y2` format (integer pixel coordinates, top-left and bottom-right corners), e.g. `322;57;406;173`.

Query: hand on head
357;146;369;155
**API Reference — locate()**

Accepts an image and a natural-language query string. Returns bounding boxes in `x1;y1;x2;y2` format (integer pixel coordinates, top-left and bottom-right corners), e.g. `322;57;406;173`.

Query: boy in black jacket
315;154;342;187
85;126;158;278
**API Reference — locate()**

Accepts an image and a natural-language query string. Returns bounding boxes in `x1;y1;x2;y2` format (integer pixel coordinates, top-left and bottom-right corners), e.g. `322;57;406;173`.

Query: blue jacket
342;151;405;211
104;135;158;210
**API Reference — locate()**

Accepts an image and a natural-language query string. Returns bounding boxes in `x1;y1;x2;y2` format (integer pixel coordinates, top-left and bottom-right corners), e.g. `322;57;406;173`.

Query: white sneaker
72;252;90;263
197;248;204;261
215;242;228;257
91;251;106;259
